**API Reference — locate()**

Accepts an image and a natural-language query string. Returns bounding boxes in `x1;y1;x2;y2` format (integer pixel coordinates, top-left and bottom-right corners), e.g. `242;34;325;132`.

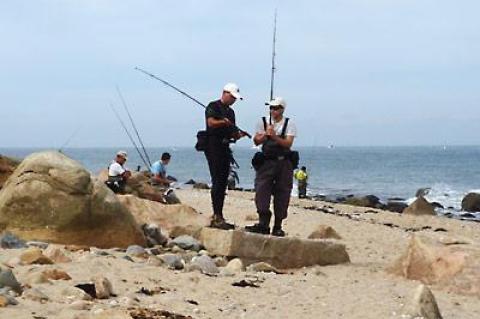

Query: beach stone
344;195;380;208
188;255;219;275
0;151;145;248
416;187;431;197
23;288;49;303
0;267;22;294
403;196;435;216
0;154;19;189
118;194;209;236
404;284;443;319
141;223;168;247
170;235;202;251
146;256;164;267
247;262;282;274
200;228;350;269
94;276;114;299
0;293;18;307
63;286;93;301
461;192;480;212
385;201;408;213
168;225;203;239
158;253;185;270
44;245;72;263
214;256;228;267
0;232;26;249
193;182;210;190
387;235;480;297
25;272;50;285
126;245;147;257
42;269;72;280
185;179;196;185
225;258;245;273
26;241;50;249
308;225;342;240
20;247;54;265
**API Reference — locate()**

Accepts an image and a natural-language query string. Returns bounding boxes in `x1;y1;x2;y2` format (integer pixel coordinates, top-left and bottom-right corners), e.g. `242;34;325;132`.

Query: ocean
2;146;480;215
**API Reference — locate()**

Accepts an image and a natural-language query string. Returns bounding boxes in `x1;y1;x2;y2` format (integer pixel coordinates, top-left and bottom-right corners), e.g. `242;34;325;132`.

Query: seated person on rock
150;152;171;187
105;151;131;194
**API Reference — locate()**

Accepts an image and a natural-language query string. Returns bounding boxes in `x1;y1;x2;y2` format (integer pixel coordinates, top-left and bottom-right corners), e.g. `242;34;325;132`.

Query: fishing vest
261;116;291;158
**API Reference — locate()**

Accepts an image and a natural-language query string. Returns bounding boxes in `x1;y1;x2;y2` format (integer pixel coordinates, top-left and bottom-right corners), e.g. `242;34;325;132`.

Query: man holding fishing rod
205;83;248;229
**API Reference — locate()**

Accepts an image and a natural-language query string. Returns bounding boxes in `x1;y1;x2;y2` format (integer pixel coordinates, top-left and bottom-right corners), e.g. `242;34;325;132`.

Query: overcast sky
1;0;479;147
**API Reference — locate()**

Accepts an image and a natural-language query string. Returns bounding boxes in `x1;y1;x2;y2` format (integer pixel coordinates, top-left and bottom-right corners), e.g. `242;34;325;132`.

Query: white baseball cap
266;97;287;109
116;150;128;160
223;83;243;100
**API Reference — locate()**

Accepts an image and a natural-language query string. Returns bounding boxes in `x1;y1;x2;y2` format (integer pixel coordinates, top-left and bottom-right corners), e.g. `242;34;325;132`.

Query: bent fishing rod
109;102;150;169
116;85;152;167
134;67;252;139
267;9;278;125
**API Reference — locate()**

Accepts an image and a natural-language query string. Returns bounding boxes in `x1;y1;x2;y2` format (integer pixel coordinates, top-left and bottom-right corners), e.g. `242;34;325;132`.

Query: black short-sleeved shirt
205;100;238;141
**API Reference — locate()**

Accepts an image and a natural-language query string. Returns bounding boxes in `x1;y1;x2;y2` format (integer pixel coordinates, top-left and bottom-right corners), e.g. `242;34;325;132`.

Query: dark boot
245;223;270;235
271;226;285;237
209;215;235;230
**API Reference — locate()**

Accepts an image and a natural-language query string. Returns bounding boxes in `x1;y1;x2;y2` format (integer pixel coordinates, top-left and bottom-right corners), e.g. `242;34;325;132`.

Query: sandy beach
1;187;479;319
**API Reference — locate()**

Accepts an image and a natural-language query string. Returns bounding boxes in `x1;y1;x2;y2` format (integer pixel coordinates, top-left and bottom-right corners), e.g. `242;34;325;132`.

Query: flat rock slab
200;228;350;269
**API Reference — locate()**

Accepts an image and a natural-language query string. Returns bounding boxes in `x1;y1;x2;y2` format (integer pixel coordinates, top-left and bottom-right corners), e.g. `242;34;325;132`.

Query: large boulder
0;151;145;248
388;235;480;297
117;195;209;237
403;196;435;216
200;228;350;269
0;155;20;189
461;192;480;212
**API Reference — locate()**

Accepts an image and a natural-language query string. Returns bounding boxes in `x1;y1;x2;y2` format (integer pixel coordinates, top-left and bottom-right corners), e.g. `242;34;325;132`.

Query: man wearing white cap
204;83;247;229
245;97;297;236
106;150;132;194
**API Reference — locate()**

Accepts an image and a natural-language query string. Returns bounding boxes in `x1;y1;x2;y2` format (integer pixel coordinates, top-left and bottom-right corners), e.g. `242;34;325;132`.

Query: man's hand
265;125;276;137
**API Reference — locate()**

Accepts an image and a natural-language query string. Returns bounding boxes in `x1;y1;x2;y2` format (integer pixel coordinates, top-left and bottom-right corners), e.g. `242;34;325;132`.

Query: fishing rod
58;125;82;153
115;85;152;167
109;102;150;169
267;9;278;125
135;67;252;139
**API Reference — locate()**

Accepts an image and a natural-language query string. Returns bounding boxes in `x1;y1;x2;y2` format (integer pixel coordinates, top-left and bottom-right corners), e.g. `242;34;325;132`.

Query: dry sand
1;188;480;318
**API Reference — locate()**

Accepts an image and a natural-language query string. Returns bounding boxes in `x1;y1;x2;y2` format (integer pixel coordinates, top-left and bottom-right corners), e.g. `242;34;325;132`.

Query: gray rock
23;288;49;303
62;286;93;301
188;255;219;275
159;253;185;270
461;192;480;212
171;235;202;251
126;245;147;257
0;267;22;294
247;262;282;274
0;292;18;306
0;232;26;249
404;284;443;319
26;241;49;249
225;258;244;273
94;276;114;299
416;187;431;197
141;223;168;247
122;255;135;262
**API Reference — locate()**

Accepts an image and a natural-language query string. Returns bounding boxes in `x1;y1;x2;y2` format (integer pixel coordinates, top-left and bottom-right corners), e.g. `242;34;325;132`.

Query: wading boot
271;226;286;237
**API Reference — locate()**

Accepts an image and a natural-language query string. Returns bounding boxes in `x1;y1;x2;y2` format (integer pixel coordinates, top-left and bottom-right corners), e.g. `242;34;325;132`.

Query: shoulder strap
281;117;290;137
262;117;267;131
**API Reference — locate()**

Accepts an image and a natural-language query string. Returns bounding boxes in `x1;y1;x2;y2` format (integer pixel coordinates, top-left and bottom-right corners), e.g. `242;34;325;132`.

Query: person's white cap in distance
116;150;128;160
223;83;243;100
266;97;287;109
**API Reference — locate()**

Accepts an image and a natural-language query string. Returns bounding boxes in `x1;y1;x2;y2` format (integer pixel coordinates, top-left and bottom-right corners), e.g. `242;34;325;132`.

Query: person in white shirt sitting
106;150;132;193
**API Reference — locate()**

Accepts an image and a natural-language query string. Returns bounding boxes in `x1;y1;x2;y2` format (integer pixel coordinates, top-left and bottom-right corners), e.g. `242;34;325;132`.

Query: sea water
2;146;480;214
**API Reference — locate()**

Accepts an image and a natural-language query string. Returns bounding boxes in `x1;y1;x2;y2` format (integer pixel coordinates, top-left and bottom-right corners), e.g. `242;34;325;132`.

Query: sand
1;188;480;318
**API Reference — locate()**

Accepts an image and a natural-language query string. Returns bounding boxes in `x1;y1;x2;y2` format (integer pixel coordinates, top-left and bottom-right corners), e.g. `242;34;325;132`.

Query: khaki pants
254;158;293;227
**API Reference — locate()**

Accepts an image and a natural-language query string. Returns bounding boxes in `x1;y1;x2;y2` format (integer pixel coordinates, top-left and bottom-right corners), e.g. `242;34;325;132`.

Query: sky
1;0;479;148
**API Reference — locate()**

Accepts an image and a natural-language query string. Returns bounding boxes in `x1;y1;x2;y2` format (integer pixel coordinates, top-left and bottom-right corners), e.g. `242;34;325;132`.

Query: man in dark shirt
205;83;247;229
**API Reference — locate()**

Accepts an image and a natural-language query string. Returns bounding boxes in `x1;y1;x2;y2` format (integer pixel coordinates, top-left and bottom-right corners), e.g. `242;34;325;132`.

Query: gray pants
254;158;293;227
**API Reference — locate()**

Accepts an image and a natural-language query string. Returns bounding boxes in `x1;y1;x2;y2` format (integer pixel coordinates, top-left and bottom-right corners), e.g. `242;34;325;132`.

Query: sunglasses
269;105;283;111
